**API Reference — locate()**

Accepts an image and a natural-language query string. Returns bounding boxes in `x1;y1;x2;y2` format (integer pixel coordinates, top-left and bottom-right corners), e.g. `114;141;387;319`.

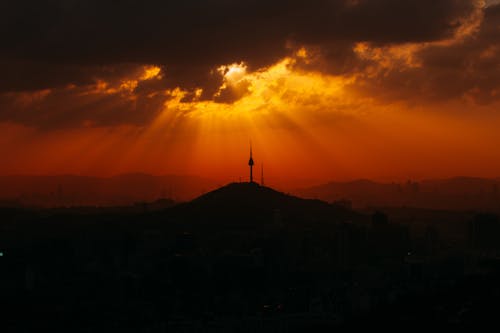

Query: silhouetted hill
168;182;361;228
296;177;500;211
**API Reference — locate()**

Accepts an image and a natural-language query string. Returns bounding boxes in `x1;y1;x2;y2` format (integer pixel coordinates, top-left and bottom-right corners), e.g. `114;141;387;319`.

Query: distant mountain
420;177;500;195
298;179;399;198
168;182;362;228
0;174;219;207
295;177;500;212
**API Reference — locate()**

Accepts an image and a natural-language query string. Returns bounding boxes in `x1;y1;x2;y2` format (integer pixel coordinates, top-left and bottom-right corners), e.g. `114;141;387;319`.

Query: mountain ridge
296;176;500;211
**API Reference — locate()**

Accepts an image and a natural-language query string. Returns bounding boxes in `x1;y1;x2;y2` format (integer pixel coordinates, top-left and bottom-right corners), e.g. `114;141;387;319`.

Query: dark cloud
0;0;478;91
419;4;500;104
345;4;500;105
0;80;167;129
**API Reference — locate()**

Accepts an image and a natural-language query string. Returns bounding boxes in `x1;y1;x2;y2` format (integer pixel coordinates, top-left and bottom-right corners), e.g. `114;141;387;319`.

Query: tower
248;143;254;183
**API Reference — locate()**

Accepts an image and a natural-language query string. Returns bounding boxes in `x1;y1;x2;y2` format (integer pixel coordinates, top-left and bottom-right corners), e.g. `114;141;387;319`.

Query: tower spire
248;141;254;183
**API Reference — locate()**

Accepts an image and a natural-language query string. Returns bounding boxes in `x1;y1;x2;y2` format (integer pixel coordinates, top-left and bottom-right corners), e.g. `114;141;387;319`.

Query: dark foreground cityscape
2;178;500;332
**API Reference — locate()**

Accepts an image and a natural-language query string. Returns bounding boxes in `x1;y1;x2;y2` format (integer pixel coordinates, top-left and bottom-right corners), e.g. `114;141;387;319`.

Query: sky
1;0;500;187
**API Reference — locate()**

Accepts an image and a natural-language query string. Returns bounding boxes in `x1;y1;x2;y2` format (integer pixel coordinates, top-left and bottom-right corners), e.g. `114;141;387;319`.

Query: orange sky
1;59;500;188
1;1;499;189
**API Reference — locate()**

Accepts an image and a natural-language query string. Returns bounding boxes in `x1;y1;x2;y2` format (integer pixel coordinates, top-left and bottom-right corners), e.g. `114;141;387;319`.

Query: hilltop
168;182;361;228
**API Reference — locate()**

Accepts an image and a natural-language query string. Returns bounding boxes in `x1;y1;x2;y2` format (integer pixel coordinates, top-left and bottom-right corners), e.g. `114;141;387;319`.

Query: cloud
0;0;497;129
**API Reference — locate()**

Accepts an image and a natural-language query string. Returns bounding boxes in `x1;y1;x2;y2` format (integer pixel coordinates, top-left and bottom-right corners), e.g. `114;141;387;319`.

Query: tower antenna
248;141;254;183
